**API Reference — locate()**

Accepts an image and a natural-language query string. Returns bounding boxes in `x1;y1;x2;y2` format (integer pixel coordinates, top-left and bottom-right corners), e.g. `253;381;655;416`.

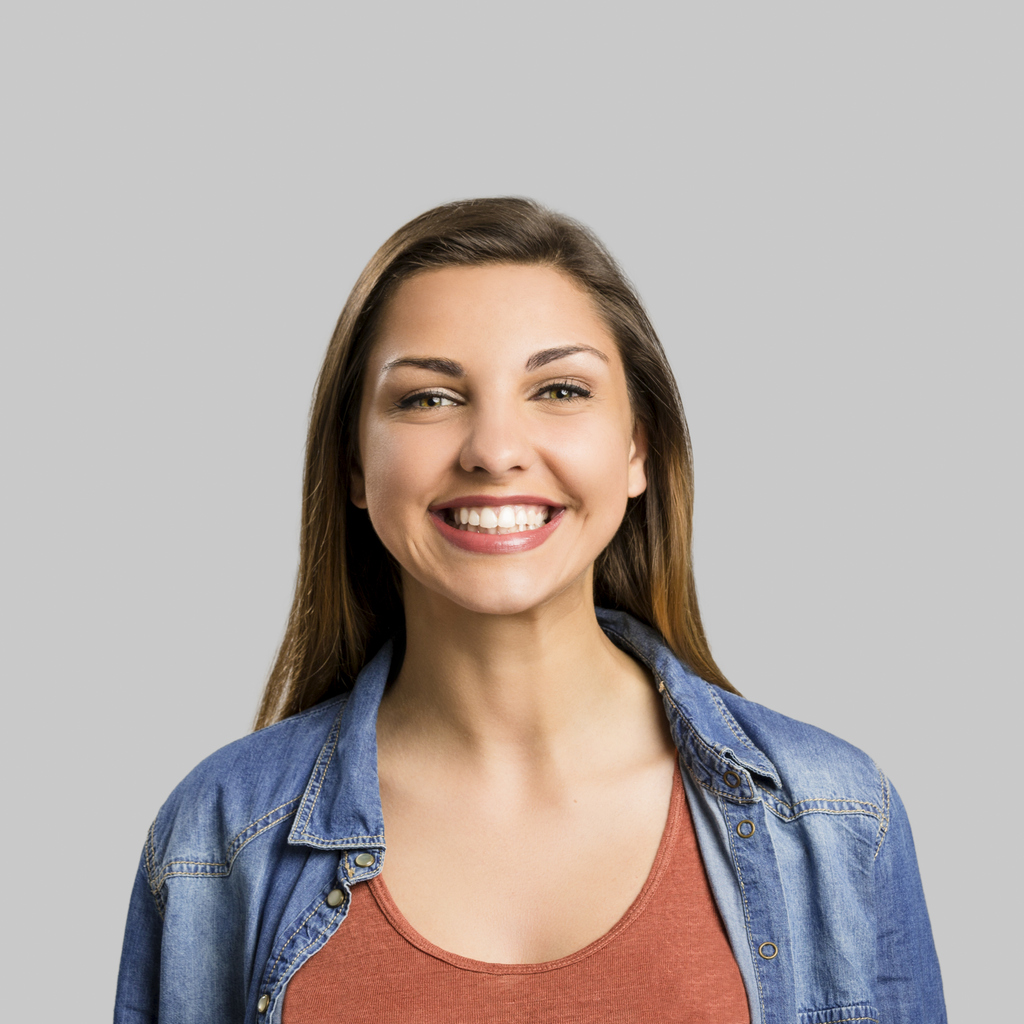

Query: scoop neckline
366;761;684;975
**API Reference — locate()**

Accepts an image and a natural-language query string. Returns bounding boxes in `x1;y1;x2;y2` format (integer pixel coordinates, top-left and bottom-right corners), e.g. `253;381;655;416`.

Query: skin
351;264;678;964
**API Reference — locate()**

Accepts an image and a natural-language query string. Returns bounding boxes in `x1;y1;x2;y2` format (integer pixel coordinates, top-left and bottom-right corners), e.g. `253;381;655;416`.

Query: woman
115;198;946;1023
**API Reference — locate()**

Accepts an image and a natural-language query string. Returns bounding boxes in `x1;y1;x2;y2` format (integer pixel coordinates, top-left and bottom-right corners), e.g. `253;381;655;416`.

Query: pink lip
429;507;566;554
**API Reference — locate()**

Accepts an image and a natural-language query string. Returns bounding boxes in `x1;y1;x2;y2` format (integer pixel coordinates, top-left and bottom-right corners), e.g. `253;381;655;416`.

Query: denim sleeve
113;847;162;1023
874;779;947;1022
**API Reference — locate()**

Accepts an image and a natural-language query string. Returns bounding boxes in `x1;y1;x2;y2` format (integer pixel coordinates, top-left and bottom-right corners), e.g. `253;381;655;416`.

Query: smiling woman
252;199;733;733
352;264;646;611
114;199;946;1024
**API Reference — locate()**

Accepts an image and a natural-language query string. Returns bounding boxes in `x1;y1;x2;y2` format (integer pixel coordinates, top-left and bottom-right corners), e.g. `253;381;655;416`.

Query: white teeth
443;503;555;535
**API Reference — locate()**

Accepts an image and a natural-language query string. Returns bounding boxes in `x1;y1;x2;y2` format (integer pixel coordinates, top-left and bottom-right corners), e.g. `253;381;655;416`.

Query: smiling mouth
441;503;553;535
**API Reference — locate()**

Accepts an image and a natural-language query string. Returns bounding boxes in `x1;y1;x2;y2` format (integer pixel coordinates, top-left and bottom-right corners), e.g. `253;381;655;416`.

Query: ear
627;418;649;498
349;457;368;510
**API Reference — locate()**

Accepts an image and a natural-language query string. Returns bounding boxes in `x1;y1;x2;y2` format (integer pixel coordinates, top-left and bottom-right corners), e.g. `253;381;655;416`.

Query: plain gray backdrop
2;3;1019;1019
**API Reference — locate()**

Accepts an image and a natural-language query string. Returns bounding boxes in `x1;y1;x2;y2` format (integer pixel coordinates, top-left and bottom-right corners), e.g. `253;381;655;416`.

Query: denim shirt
115;609;946;1023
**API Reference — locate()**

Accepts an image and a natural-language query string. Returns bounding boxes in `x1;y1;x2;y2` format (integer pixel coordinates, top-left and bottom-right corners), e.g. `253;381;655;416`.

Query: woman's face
352;263;647;618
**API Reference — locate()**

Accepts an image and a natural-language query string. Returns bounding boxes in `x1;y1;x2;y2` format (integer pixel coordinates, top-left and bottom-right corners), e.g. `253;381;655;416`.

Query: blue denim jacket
115;609;946;1023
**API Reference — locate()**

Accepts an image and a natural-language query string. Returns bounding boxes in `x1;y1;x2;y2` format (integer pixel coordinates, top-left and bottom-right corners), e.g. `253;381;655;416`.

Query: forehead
372;264;618;361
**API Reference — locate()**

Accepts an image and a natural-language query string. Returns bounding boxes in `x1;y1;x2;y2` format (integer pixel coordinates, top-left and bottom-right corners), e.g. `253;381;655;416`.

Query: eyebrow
381;345;608;378
525;345;609;370
381;356;464;377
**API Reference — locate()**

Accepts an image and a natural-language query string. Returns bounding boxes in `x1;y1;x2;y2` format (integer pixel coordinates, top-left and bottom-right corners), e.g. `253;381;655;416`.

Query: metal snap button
326;888;345;908
723;770;742;788
758;941;778;960
354;852;375;867
736;819;756;838
257;993;270;1013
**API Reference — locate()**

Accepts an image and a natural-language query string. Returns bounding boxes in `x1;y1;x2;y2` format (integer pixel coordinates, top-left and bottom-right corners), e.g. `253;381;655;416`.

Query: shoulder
147;696;348;878
713;687;890;829
598;607;890;828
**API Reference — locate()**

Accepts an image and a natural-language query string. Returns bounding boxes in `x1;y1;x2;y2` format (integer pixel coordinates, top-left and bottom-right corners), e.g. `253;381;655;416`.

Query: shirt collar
288;608;779;851
595;608;780;789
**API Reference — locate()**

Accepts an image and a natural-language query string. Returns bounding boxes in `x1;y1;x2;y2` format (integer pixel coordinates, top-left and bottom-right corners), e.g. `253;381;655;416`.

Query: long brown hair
254;197;735;729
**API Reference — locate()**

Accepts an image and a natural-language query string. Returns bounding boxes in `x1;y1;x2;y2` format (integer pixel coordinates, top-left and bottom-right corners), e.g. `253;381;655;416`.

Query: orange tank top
283;763;750;1023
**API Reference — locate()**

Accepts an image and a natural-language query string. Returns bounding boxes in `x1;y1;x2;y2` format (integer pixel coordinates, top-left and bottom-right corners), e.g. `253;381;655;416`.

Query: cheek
542;418;634;515
360;422;444;522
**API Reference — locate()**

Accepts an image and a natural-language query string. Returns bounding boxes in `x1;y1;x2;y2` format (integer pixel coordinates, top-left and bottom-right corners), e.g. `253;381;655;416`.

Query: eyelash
396;379;592;410
534;380;592;402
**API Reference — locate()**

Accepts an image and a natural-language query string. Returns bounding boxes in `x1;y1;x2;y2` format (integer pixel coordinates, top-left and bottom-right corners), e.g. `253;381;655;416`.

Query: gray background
2;3;1019;1019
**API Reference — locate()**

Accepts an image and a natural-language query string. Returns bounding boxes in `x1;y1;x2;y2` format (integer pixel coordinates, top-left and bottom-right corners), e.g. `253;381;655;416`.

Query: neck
381;579;659;764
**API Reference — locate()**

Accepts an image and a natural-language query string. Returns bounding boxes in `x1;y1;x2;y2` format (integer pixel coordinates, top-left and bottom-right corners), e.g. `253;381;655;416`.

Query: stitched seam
708;684;760;754
873;765;891;860
153;807;299;888
724;796;767;1023
760;793;884;813
801;1007;878;1014
762;804;884;824
233;796;301;839
281;905;345;979
621;636;710;762
674;716;760;803
687;774;760;803
658;686;744;781
798;1003;880;1022
301;720;341;828
294;831;386;847
156;815;297;881
295;712;344;839
268;895;330;980
144;818;166;920
802;1018;878;1023
604;626;766;774
604;627;773;789
671;705;762;803
144;819;156;895
148;700;349;916
158;870;230;882
228;808;300;863
226;797;301;860
758;786;885;820
149;821;168;918
160;859;226;869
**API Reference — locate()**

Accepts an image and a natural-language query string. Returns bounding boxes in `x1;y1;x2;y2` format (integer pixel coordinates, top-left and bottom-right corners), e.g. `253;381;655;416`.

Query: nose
458;400;534;477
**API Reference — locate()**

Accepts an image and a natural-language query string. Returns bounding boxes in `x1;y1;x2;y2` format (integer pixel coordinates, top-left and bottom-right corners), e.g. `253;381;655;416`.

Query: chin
448;594;550;618
427;568;591;620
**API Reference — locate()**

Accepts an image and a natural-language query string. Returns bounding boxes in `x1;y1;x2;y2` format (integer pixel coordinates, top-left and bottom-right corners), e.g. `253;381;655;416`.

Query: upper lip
429;494;565;511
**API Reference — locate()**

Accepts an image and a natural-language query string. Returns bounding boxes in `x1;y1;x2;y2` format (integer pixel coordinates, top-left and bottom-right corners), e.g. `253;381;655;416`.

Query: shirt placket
712;763;796;1024
253;846;385;1022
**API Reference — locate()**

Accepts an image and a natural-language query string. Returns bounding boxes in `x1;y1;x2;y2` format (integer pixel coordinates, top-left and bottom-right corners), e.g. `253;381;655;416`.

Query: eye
534;381;592;402
397;391;459;410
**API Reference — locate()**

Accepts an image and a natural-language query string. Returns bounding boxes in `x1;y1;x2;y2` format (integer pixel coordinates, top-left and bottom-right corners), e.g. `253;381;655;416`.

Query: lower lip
430;509;565;554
